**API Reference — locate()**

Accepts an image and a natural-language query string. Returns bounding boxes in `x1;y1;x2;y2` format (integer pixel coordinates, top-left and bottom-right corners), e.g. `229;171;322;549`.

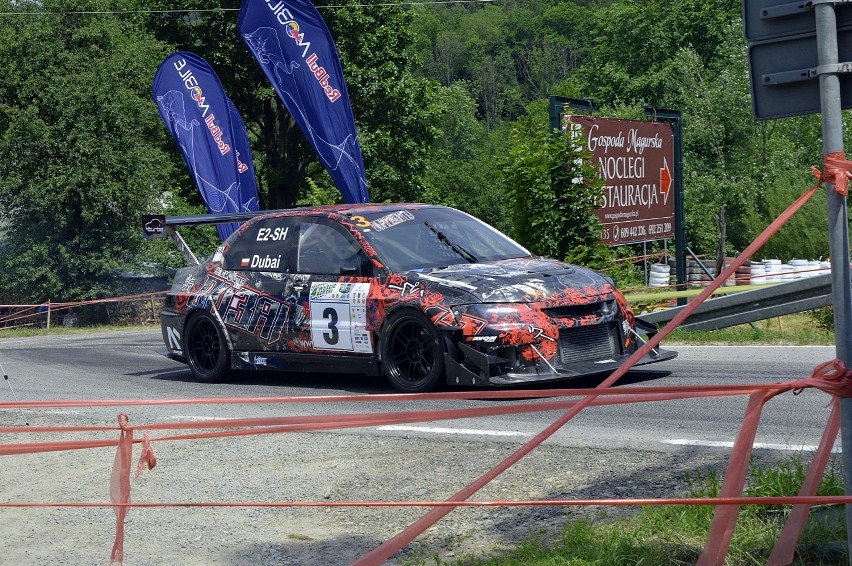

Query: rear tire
185;311;229;383
379;309;446;393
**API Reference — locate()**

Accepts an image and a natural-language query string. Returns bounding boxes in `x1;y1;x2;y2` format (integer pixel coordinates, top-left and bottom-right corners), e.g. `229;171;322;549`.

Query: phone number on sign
601;221;672;243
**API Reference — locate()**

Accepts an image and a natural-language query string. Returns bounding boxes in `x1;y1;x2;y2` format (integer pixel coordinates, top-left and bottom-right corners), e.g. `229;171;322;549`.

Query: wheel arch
184;306;235;351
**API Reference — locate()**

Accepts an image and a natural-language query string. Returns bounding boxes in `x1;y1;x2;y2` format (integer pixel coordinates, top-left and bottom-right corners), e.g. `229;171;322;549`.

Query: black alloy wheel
380;309;446;393
185;311;229;383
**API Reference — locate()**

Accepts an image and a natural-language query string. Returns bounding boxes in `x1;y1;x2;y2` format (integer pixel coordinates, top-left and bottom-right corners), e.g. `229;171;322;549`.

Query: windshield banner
152;51;260;241
238;0;370;204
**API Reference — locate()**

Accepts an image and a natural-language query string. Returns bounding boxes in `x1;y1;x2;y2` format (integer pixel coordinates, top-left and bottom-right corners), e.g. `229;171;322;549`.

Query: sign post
563;115;676;246
814;4;852;556
644;107;687;302
550;96;686;293
744;0;852;554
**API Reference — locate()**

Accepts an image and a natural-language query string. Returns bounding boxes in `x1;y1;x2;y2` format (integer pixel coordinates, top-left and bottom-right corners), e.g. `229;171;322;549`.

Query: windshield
357;207;531;271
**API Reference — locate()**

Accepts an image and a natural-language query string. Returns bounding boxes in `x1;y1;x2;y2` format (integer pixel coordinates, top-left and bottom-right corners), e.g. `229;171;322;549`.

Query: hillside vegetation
1;0;849;302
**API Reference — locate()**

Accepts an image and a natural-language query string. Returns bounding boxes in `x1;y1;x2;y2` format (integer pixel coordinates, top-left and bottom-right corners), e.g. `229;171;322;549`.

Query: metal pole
644;107;686;305
814;3;852;558
548;95;597;132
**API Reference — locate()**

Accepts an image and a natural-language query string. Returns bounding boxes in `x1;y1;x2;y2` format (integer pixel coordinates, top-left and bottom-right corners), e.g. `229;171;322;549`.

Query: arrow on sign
660;157;672;205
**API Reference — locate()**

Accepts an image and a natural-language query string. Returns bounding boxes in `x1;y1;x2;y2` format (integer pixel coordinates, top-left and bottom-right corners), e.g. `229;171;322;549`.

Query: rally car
154;204;676;392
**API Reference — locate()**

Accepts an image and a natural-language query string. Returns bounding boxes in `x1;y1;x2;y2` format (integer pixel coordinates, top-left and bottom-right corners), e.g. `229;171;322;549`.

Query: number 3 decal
311;301;352;350
322;307;339;345
350;215;371;228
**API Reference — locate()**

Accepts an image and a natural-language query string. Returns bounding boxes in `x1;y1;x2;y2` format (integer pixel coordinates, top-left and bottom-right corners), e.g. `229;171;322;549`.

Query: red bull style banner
239;0;370;204
153;52;260;240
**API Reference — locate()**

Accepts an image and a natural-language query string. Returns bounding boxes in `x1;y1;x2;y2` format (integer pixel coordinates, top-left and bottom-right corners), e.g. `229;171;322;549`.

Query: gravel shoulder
0;420;793;566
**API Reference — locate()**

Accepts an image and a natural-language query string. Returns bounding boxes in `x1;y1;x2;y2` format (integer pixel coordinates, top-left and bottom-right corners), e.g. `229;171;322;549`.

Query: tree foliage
0;0;172;301
1;0;850;302
503;121;603;261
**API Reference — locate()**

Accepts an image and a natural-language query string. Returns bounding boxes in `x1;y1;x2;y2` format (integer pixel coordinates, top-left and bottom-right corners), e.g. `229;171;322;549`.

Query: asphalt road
0;328;840;454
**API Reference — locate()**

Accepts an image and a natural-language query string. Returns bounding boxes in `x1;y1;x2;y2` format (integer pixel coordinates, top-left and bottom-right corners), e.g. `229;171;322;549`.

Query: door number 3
322;307;339;345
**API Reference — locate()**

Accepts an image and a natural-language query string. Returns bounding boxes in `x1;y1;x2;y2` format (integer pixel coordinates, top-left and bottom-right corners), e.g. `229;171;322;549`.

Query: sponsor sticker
141;215;167;238
371;210;414;232
248;254;282;270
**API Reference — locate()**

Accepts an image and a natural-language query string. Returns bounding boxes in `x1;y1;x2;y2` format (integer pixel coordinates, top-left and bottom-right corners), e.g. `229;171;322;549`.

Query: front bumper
445;341;678;387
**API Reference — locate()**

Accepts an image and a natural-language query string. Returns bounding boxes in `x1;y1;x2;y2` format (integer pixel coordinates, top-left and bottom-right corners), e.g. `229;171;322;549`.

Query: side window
296;220;371;275
223;217;297;272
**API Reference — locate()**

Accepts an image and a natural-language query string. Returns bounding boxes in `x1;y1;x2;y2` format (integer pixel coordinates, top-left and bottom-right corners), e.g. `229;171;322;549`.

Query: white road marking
663;438;841;453
377;425;530;437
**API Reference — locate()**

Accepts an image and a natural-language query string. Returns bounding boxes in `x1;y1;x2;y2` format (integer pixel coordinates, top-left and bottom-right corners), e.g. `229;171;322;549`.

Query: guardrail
638;272;832;331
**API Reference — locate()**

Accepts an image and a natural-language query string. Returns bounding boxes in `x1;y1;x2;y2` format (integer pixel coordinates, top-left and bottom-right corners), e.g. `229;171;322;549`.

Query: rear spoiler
141;210;282;266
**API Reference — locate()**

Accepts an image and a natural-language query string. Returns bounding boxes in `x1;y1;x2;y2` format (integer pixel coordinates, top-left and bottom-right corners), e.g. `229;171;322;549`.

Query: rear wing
141;211;273;266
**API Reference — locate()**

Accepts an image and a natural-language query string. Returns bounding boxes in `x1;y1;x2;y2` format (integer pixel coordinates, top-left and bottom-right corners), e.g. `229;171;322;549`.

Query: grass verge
417;457;847;565
0;323;155;338
664;312;835;346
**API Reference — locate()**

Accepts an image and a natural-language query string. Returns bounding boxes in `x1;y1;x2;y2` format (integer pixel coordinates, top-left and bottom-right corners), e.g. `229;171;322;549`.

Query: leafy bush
503;123;603;260
808;307;835;332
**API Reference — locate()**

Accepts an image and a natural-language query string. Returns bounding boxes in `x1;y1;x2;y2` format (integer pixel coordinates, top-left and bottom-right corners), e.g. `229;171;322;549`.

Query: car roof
255;202;443;220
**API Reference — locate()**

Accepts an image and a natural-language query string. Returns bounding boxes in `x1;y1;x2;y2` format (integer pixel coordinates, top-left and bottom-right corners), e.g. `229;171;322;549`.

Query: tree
503;118;604;261
0;0;173;301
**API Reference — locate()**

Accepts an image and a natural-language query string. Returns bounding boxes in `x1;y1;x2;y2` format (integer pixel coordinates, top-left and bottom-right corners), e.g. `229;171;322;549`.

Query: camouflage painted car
159;204;676;392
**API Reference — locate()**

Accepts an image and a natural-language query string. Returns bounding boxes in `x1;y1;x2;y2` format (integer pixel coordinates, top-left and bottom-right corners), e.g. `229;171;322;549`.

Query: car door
289;217;376;355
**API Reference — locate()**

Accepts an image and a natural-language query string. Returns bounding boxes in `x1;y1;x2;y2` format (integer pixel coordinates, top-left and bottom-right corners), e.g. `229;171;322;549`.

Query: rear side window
223;217;297;272
295;219;370;275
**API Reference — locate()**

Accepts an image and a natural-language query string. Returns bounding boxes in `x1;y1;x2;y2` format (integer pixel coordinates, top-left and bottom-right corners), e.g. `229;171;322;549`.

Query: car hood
412;257;616;304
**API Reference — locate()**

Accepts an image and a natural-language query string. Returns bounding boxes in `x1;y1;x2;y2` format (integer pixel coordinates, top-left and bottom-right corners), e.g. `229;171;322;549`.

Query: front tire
380;309;446;393
185;311;229;383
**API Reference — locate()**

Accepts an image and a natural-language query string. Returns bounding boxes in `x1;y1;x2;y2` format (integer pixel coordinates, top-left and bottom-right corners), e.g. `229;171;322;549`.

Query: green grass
0;323;155;338
664;313;835;346
409;457;847;566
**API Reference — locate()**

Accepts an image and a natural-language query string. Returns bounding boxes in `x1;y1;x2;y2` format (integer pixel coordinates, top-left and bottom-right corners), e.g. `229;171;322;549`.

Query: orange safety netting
2;156;852;565
0;372;848;565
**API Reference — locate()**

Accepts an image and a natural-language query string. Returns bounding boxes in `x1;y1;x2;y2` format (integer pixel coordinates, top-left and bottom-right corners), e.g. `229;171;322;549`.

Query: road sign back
743;0;852;41
748;30;852;119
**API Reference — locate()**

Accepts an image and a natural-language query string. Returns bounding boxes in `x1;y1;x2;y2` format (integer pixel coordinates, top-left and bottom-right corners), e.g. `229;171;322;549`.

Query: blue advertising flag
238;0;370;204
152;51;261;241
227;97;261;213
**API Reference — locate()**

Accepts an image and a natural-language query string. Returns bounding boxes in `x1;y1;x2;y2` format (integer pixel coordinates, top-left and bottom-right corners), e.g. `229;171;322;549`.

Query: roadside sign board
743;0;852;41
564;116;675;245
748;30;852;119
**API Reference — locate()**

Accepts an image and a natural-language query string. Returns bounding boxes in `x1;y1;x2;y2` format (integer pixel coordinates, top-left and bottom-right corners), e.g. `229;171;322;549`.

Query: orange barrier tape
0;291;168;311
353;179;825;566
3;495;852;509
812;151;852;196
0;369;847;564
109;415;133;563
769;400;841;564
0;291;168;326
0;182;838;564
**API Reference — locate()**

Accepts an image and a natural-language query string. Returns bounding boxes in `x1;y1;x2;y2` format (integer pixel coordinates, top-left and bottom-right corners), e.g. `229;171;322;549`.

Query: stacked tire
648;263;671;288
